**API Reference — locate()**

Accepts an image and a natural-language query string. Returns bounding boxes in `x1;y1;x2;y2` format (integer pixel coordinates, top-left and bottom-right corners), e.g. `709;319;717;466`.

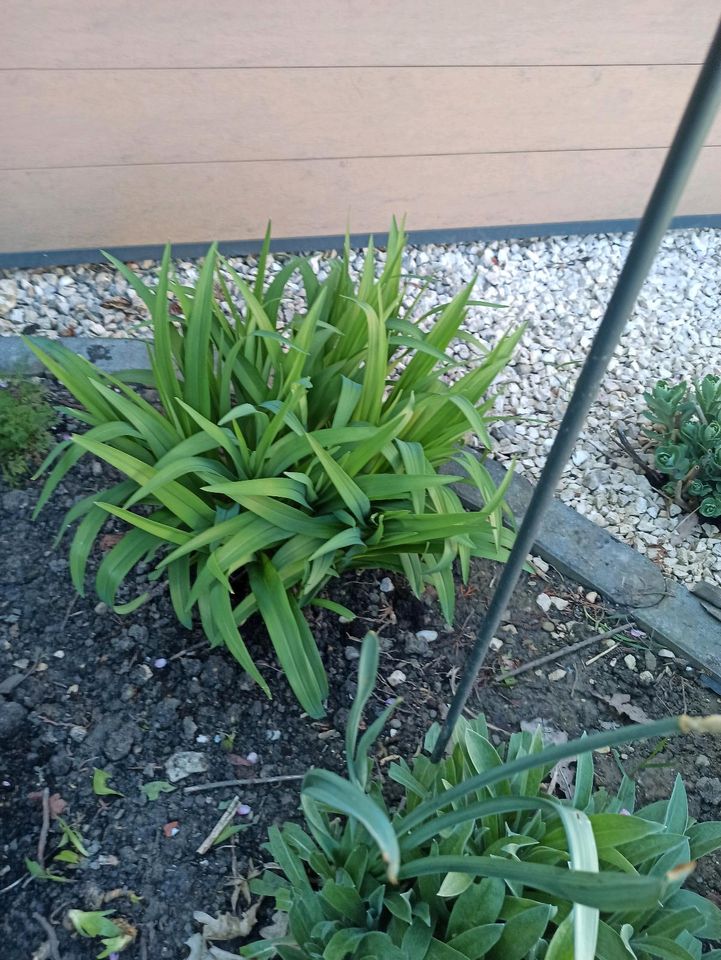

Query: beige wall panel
2;147;719;254
4;66;721;171
3;2;718;69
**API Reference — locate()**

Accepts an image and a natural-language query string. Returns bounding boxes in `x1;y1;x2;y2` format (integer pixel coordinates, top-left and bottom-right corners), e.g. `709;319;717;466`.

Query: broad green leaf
488;903;554;960
687;820;721;859
447;878;505;938
664;774;688;835
631;936;697;960
448;923;503;958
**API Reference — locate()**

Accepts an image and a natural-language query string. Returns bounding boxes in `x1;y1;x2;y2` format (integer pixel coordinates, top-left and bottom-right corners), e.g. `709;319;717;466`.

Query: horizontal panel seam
0;62;706;72
1;143;720;174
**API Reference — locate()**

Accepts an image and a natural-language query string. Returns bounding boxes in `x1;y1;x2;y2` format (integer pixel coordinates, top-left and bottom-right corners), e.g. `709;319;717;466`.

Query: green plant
68;909;136;958
0;378;55;485
27;221;521;717
25;817;89;882
243;633;721;960
643;375;721;517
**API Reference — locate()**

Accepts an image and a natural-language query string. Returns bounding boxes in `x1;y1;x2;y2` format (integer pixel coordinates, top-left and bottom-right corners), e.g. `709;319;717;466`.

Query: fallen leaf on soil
520;719;575;799
28;791;67;818
183;934;205;960
228;754;253;767
101;296;132;310
193;904;260;940
93;767;124;797
260;910;289;940
140;780;176;801
593;691;652;724
163;821;180;838
99;532;123;551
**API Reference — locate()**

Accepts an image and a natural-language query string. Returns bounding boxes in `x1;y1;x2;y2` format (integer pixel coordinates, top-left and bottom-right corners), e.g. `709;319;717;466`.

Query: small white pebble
53;650;65;659
416;630;438;643
489;638;504;651
639;670;654;686
550;597;570;611
195;735;209;744
379;577;394;593
585;591;599;603
624;655;637;672
388;670;407;687
246;751;259;764
536;593;552;613
548;668;567;682
658;649;676;659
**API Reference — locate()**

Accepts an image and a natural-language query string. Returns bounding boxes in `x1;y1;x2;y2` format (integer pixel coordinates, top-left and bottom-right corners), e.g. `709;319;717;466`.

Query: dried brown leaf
594;691;652;724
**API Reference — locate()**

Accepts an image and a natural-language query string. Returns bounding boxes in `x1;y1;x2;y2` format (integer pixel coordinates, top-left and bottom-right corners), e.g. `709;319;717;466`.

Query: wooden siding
2;2;720;257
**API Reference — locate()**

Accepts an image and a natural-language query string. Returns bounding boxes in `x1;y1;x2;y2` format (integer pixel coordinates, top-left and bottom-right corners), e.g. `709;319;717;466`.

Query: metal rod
432;17;721;762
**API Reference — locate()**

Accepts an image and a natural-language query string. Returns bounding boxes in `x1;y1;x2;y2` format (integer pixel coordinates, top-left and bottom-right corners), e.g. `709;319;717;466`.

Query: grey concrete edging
3;334;719;676
0;335;151;375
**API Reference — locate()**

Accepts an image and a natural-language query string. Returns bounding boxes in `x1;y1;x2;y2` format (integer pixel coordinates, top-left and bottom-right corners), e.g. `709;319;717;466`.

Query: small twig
35;715;77;728
586;641;620;665
59;594;78;633
184;773;304;795
33;913;60;960
196;794;241;855
37;787;50;866
497;622;634;681
0;874;27;895
168;641;207;663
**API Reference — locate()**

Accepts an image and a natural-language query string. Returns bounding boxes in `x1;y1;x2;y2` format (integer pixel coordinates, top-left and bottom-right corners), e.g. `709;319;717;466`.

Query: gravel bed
2;228;720;585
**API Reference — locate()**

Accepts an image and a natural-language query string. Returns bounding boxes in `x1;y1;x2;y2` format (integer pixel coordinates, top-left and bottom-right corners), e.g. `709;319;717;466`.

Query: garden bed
2;454;721;958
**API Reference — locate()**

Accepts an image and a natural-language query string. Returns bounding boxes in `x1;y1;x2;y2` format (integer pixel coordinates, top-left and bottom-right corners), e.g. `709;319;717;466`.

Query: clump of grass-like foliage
28;222;521;717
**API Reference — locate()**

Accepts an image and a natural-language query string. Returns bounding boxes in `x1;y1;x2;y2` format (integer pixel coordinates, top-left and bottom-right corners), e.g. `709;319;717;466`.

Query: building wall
2;2;720;262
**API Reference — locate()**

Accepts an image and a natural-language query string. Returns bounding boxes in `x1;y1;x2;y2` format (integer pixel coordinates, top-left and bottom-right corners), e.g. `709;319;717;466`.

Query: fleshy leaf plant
242;632;721;960
27;221;521;718
643;374;721;517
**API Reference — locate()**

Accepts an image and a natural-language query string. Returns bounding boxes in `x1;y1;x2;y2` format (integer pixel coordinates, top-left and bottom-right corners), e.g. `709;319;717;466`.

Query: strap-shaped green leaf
249;555;327;718
303;769;400;884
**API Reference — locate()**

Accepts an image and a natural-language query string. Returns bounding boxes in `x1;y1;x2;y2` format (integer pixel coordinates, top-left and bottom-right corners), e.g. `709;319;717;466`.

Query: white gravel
2;228;720;585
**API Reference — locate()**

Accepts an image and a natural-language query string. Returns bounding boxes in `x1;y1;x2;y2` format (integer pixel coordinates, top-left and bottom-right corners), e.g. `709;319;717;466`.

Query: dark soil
2;402;721;958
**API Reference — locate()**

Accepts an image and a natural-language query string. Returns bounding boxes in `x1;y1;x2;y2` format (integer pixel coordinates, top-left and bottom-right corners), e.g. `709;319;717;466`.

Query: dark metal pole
432;17;721;762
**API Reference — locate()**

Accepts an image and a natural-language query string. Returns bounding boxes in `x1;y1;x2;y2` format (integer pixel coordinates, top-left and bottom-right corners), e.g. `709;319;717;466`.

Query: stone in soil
0;700;27;740
165;750;210;783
